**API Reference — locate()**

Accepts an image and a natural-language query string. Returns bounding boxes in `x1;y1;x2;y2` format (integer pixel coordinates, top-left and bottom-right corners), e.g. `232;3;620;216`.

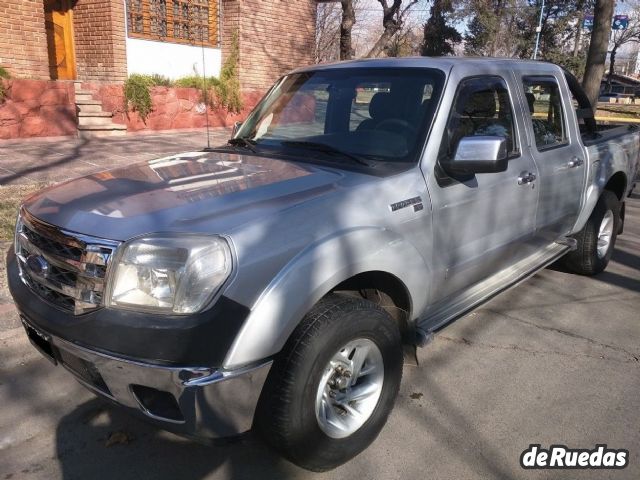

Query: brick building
0;0;317;91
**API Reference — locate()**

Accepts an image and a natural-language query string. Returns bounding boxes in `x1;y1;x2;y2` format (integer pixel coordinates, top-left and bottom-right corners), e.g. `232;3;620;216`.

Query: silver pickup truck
7;58;639;471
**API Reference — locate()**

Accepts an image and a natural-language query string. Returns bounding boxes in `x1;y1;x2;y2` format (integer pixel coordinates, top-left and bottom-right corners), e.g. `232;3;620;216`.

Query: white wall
126;37;222;79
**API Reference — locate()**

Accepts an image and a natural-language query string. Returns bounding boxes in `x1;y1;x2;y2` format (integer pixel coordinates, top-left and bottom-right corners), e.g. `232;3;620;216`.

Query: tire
254;294;403;472
562;190;621;275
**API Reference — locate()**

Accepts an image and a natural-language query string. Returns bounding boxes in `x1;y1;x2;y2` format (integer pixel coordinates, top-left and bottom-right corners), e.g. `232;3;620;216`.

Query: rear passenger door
520;75;586;242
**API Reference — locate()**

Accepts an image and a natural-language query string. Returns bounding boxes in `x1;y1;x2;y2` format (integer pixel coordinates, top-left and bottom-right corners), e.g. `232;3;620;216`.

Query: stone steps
75;90;95;101
77;102;103;113
78;124;127;138
78;111;115;127
73;83;127;137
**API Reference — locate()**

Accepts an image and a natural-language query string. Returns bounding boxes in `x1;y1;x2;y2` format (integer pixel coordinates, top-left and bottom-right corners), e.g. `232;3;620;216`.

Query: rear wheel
255;294;403;472
562;190;621;275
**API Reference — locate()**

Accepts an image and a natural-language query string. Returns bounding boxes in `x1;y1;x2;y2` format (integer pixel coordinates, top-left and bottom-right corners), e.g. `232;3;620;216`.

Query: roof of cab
293;56;562;74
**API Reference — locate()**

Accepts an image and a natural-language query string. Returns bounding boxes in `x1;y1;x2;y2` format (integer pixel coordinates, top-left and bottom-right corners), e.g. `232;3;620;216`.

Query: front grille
15;209;120;315
22;226;84;261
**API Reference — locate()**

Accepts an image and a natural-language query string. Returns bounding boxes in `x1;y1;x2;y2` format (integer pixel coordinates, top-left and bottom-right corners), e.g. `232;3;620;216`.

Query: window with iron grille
126;0;218;47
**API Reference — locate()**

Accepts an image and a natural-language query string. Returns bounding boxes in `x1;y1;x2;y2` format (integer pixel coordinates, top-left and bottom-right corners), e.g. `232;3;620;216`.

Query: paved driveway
0;129;229;185
0;136;638;479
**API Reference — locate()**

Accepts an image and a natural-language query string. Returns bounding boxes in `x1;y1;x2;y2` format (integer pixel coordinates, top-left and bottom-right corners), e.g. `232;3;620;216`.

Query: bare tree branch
366;0;419;57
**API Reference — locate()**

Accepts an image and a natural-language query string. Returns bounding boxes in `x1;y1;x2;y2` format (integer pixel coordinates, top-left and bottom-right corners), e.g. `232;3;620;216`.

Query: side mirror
444;136;509;175
231;121;243;137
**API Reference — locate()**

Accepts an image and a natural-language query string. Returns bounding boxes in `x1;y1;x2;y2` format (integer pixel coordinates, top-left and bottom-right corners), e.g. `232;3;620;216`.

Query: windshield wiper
228;137;258;153
281;140;371;167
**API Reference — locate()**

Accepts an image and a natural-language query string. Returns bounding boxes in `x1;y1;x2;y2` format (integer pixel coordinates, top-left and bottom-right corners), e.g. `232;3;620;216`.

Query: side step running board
555;237;578;251
415;328;434;347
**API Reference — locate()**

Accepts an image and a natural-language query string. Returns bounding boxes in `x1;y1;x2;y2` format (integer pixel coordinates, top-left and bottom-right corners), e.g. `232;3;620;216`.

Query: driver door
426;74;540;303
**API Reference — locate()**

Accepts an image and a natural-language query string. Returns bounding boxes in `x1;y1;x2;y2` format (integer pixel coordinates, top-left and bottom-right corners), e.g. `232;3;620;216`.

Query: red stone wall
73;0;127;82
0;80;77;140
222;0;316;91
81;82;263;133
0;0;50;79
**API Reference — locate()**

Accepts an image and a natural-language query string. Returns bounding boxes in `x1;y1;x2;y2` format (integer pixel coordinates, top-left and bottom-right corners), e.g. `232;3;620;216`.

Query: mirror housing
231;121;243;138
443;136;509;175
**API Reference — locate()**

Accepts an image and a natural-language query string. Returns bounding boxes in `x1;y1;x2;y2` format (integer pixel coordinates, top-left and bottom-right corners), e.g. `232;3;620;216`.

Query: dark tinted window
440;76;517;161
523;77;568;149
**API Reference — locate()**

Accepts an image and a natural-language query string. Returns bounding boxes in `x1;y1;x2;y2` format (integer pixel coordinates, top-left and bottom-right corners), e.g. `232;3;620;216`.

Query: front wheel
254;294;403;472
562;190;621;275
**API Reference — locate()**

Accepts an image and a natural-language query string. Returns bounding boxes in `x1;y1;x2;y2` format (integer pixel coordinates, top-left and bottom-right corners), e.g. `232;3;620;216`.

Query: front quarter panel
223;227;431;369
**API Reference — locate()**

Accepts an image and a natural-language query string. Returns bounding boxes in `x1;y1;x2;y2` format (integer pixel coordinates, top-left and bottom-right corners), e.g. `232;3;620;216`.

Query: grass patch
595;103;640;118
0;184;48;241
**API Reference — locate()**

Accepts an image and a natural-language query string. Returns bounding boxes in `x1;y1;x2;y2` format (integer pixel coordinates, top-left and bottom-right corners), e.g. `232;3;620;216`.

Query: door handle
568;157;584;168
518;171;537;185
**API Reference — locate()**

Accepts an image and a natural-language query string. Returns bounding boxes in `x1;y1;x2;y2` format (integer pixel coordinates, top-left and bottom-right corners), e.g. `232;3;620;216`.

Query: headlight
105;235;232;314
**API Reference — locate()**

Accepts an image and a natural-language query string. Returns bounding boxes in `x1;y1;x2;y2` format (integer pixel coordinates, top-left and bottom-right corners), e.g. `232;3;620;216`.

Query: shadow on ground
54;398;297;480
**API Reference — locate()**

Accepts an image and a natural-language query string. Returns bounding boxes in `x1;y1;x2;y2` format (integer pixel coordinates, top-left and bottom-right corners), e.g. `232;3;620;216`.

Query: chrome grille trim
15;208;121;315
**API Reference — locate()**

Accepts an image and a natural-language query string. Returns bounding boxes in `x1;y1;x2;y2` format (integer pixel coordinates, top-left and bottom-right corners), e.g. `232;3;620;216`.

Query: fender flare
223;227;431;368
573;163;627;235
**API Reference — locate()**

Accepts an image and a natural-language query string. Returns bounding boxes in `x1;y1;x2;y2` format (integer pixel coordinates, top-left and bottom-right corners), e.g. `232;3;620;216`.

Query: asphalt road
1;194;638;480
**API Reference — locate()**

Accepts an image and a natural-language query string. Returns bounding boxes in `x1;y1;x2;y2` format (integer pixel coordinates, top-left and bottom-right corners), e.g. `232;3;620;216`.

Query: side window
522;77;568;149
440;76;517;161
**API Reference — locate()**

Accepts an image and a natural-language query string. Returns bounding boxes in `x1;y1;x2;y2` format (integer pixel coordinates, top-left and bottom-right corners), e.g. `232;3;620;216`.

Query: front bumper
21;317;272;439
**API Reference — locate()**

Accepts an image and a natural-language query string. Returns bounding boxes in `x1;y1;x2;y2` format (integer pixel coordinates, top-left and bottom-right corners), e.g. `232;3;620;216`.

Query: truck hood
23;150;343;241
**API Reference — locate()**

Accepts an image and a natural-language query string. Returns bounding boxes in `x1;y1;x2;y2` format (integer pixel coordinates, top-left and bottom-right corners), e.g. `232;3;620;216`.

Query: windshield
235;67;445;169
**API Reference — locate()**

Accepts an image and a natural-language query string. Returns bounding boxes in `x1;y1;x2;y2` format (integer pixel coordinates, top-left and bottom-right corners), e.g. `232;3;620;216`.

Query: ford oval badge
26;254;50;278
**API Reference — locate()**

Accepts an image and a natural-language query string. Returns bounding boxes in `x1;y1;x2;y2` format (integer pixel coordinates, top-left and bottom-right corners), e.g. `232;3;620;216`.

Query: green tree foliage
463;0;519;57
421;0;462;56
545;51;587;78
461;0;596;78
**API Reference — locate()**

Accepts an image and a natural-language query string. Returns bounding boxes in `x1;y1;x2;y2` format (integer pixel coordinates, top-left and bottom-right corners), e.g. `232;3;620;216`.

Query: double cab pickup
7;58;639;471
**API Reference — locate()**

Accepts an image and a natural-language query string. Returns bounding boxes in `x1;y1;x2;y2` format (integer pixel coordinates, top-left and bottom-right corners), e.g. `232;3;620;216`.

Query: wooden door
45;0;77;80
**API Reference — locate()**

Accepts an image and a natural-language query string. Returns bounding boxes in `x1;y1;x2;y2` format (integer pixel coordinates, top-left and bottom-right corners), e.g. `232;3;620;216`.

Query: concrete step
77;103;104;113
75;98;102;106
73;81;83;92
78;111;112;118
75;92;94;102
78;116;118;127
77;123;127;131
78;124;127;138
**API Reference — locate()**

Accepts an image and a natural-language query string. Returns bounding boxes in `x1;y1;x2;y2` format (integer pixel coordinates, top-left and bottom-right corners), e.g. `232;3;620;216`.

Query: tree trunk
573;13;585;57
339;0;356;60
582;0;615;108
366;25;401;57
606;44;617;92
573;0;586;57
366;0;415;58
